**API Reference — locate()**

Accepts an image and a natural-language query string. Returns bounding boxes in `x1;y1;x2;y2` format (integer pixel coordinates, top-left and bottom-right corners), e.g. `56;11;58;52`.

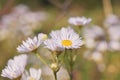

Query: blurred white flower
50;27;83;49
1;54;28;79
17;34;43;53
85;38;96;49
109;40;120;51
21;68;42;80
108;26;120;41
44;39;64;51
12;4;30;16
38;33;48;41
1;14;18;27
68;16;92;26
104;14;120;27
19;12;47;25
91;51;103;63
96;41;108;52
83;25;104;39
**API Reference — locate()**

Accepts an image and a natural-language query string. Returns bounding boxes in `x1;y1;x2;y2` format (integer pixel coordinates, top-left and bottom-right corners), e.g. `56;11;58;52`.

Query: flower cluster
68;15;120;72
1;4;120;79
1;25;83;79
0;4;48;42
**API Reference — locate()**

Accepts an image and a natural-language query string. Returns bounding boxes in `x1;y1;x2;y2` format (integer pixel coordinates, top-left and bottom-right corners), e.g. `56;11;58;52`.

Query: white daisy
50;27;83;49
38;33;48;41
1;54;28;79
44;39;64;51
68;16;92;26
17;34;43;53
21;68;42;80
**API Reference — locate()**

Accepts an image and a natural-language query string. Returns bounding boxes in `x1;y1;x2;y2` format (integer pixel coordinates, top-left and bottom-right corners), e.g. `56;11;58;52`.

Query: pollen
62;40;72;46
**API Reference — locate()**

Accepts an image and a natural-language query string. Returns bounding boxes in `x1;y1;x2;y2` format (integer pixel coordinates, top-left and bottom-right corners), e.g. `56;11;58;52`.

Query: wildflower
108;26;120;41
68;16;92;26
50;27;83;49
50;63;59;72
91;51;103;63
38;33;48;40
17;34;43;53
1;54;28;79
83;25;104;39
21;68;42;80
12;4;30;16
104;14;120;27
44;39;64;51
85;38;96;49
109;40;120;51
96;41;108;52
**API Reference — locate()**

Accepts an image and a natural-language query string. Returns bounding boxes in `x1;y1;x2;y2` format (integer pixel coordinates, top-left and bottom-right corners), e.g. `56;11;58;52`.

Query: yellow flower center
62;40;72;47
29;77;35;80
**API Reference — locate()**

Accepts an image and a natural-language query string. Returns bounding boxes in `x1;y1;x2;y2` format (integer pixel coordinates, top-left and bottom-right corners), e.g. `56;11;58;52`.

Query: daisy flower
44;39;64;51
1;54;28;79
68;16;92;26
50;27;83;49
21;68;42;80
38;33;48;41
17;33;44;53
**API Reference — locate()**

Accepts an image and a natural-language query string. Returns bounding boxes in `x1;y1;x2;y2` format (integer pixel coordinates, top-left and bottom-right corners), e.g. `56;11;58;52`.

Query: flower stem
103;0;113;17
14;76;21;80
54;71;57;80
69;51;73;80
36;53;49;67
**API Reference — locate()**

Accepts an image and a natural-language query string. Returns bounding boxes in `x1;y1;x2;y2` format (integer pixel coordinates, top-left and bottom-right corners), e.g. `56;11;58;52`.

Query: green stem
54;71;57;80
36;53;49;67
69;51;73;80
14;76;21;80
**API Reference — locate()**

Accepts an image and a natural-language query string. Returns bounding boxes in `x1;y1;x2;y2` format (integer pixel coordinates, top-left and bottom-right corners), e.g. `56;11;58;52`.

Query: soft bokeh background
0;0;120;80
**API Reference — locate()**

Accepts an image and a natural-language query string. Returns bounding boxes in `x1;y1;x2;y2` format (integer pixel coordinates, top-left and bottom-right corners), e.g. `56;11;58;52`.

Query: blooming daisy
50;27;83;49
68;16;92;26
21;68;42;80
44;39;64;51
17;34;44;53
38;33;48;41
1;54;28;79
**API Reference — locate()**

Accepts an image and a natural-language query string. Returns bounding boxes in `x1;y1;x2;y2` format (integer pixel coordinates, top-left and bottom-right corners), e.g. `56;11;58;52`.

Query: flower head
1;54;28;79
17;34;43;53
21;68;42;80
38;33;48;40
68;16;92;26
50;27;83;49
44;39;64;51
